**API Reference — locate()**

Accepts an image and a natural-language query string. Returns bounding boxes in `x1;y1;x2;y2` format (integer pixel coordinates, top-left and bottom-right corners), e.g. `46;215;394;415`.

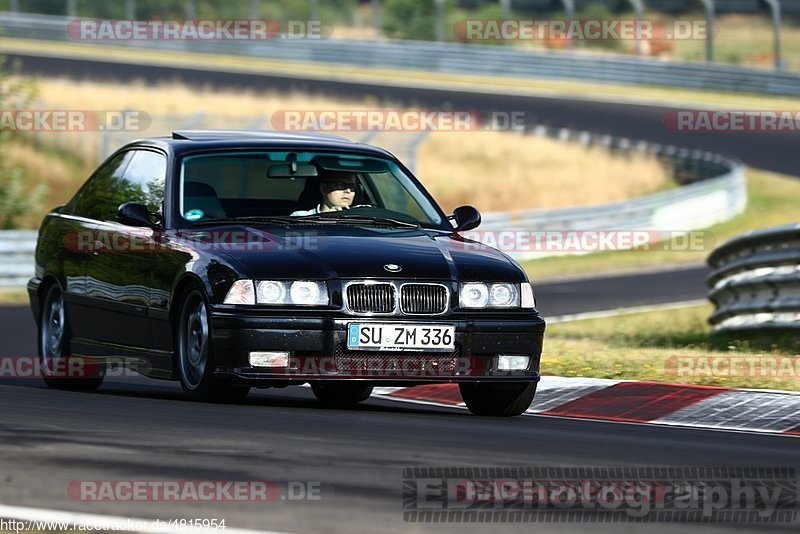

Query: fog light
249;351;290;368
497;355;529;371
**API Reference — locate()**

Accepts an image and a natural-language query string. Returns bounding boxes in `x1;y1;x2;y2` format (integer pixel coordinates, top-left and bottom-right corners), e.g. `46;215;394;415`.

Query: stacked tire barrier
707;223;800;331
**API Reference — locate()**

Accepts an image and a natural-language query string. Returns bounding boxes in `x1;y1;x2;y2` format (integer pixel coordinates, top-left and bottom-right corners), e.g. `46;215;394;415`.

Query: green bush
382;0;437;41
0;58;45;230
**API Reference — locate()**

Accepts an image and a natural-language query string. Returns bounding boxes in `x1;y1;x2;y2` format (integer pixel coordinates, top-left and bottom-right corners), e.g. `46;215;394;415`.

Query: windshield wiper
190;216;303;226
296;214;420;228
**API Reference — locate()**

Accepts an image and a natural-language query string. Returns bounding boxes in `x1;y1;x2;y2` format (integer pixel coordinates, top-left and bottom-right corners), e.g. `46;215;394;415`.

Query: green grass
545;303;800;391
524;169;800;280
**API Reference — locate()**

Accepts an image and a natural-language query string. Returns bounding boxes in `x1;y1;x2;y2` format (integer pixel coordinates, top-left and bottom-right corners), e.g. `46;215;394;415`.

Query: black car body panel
30;131;545;391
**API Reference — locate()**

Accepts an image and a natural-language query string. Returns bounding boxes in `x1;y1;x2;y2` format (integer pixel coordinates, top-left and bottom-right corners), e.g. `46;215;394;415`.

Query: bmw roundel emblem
384;263;402;273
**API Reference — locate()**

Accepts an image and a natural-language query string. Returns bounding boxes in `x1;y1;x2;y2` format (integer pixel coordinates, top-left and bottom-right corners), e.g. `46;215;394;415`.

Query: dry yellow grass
3;139;91;229
417;131;668;213
5;36;800;110
28;77;377;119
19;77;669;218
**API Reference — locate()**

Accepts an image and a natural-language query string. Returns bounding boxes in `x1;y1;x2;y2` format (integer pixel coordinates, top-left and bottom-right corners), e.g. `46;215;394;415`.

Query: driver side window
122;150;167;214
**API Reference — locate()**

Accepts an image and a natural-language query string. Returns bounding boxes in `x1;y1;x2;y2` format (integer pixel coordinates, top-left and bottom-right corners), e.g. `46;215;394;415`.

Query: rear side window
72;151;132;221
72;150;167;222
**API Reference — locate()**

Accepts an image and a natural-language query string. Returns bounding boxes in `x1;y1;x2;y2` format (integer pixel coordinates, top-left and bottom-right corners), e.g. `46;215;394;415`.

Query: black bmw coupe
29;130;545;416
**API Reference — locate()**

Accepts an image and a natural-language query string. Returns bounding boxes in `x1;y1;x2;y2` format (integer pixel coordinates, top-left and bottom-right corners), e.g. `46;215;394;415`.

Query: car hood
199;225;525;281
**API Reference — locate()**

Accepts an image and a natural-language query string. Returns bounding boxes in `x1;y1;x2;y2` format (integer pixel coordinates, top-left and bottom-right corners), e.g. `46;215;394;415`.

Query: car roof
125;130;396;159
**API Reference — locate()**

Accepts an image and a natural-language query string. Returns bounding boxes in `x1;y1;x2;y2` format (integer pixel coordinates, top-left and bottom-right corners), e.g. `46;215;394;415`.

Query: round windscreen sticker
184;209;204;221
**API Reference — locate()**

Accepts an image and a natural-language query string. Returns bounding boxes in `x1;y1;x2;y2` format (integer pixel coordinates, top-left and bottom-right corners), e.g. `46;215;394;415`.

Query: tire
459;382;537;417
176;288;249;403
38;284;104;390
311;383;373;406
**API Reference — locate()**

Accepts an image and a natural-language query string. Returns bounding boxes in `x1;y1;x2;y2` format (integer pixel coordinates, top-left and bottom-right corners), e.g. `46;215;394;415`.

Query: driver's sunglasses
324;181;358;192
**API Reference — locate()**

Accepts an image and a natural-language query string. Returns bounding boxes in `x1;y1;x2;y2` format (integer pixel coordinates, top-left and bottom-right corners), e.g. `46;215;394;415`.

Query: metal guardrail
0;230;37;288
707;222;800;332
1;13;800;97
477;123;746;261
0;123;746;287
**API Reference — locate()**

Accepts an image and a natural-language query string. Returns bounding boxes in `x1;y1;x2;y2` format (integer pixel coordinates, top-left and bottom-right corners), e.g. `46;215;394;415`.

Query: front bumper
210;311;545;386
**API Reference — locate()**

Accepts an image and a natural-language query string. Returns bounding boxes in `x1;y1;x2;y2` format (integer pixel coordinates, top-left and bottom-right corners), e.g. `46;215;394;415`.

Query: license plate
347;323;455;351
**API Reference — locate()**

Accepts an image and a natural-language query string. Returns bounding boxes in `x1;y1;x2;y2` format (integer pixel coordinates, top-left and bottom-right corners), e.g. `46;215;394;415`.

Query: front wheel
311;383;373;406
459;382;537;417
176;288;249;403
38;284;104;390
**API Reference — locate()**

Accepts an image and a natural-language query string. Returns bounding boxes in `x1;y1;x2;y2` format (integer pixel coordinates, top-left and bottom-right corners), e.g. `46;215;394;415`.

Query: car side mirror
117;202;158;229
452;205;481;232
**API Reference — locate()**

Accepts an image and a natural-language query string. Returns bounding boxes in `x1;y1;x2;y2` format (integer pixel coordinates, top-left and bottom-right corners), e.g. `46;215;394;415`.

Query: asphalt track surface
0;375;798;534
3;267;796;534
5;52;800;175
1;52;798;533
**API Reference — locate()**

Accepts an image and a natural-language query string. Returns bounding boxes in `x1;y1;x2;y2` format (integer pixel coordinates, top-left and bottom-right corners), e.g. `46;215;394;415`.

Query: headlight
224;280;255;305
459;282;520;308
459;283;489;308
225;280;328;306
289;281;326;305
257;281;286;304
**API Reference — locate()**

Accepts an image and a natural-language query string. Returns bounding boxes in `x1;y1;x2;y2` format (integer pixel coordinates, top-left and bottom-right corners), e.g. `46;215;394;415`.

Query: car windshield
179;150;447;228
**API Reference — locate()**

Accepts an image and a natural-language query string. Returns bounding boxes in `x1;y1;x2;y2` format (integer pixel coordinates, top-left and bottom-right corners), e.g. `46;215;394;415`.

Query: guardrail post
185;0;196;20
763;0;783;70
66;0;76;16
559;0;575;48
372;0;381;35
435;0;445;42
10;0;19;13
126;0;136;19
698;0;715;63
311;0;319;25
627;0;645;56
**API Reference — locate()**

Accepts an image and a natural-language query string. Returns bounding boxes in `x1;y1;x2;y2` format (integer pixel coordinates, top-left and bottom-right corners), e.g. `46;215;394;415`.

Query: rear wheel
311;383;373;406
459;382;536;416
38;284;104;390
176;288;249;403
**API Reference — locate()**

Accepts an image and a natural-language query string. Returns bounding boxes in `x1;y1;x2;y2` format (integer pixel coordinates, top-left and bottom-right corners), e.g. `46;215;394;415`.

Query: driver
291;172;358;216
